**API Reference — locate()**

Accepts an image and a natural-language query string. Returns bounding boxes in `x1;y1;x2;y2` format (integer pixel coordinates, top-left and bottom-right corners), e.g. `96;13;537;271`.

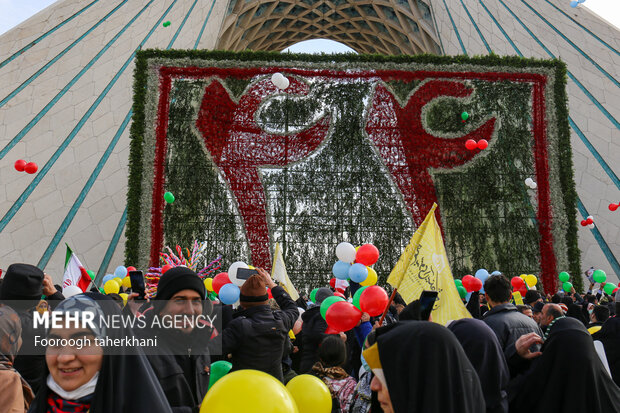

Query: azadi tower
0;0;618;283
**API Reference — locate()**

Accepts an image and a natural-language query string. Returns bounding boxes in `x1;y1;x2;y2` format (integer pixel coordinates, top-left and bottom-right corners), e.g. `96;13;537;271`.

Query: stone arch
217;0;442;54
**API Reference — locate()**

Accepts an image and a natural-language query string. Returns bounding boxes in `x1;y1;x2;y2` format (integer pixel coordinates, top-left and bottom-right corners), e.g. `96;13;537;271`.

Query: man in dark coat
222;268;298;382
137;266;213;413
0;263;64;393
482;274;542;377
299;287;334;373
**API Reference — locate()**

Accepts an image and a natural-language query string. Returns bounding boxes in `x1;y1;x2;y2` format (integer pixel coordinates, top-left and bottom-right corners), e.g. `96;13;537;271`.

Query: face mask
588;309;594;315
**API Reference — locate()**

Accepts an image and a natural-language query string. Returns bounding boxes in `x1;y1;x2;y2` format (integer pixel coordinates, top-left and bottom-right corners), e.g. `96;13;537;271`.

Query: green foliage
126;50;579;291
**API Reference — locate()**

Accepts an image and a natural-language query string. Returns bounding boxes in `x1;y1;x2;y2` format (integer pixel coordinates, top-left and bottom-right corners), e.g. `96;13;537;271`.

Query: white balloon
228;261;250;286
271;72;284;86
529;182;537;189
587;223;595;229
278;76;290;90
62;285;82;298
335;242;357;263
524;178;533;186
587;215;593;220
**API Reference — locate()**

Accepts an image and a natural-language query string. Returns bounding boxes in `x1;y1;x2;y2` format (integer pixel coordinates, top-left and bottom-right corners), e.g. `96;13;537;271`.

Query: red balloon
356;244;379;266
462;275;475;291
515;285;527;297
469;277;483;292
613;287;619;294
24;162;38;174
14;159;26;172
336;287;346;294
511;276;525;289
212;272;231;294
334;292;345;299
162;264;173;274
325;301;362;332
329;278;336;288
609;203;619;212
465;139;477;150
268;288;273;299
477;139;488;150
585;218;594;225
126;266;136;272
359;286;389;317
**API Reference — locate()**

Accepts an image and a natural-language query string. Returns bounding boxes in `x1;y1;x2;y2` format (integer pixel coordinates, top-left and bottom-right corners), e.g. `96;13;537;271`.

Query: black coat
299;305;329;374
592;316;620;387
222;286;298;382
137;310;212;413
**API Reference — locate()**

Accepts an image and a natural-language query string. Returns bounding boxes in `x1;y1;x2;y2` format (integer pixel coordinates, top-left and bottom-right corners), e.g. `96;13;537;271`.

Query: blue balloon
219;283;240;305
332;261;351;280
475;269;490;282
348;263;368;283
570;0;578;7
114;265;127;278
102;274;114;284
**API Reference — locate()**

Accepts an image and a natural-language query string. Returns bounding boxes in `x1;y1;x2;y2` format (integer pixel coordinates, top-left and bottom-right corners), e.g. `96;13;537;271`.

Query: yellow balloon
519;274;527;279
122;276;132;289
112;277;123;288
104;279;120;295
119;293;128;306
248;265;255;270
204;277;213;292
525;274;538;287
360;267;378;286
200;370;298;413
286;374;331;413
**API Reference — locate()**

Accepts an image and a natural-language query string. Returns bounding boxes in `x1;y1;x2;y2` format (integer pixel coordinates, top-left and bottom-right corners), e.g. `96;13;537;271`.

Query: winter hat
154;266;205;302
0;263;44;301
524;290;541;305
314;287;333;305
239;275;268;306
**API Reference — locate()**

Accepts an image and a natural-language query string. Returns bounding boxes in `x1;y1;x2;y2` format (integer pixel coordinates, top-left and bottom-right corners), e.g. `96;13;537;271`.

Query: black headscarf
510;317;620;412
448;318;509;413
592;317;620;386
28;293;172;413
372;321;485;413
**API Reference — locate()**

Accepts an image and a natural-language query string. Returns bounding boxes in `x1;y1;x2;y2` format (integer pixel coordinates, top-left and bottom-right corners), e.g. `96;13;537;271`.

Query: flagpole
378;288;398;325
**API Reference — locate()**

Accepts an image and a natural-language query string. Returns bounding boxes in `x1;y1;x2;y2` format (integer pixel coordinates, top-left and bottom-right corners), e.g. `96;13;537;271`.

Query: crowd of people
0;262;619;412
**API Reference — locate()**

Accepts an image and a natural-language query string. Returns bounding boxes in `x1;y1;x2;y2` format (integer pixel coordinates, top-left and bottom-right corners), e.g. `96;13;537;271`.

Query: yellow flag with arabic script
387;203;471;325
271;243;299;301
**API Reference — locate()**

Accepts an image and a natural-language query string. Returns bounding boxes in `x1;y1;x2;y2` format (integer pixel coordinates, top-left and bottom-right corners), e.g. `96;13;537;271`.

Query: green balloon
164;191;175;203
208;360;232;389
558;271;570;283
562;282;573;292
320;296;345;319
592;269;606;283
87;270;95;280
457;285;467;299
353;286;368;310
603;283;616;295
461;111;469;121
162;21;171;27
454;279;463;287
310;288;319;303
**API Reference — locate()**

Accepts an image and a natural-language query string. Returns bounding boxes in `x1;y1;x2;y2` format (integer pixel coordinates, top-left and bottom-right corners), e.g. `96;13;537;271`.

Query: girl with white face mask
28;293;172;413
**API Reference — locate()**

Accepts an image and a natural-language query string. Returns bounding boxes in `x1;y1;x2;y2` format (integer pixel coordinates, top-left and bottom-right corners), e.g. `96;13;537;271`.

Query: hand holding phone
129;270;146;300
419;291;438;321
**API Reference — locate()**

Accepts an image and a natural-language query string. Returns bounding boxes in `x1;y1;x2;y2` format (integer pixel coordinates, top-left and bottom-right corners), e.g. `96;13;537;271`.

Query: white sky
0;0;618;48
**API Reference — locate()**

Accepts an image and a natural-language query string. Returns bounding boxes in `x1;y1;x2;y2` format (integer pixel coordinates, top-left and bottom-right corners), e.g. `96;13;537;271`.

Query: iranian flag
63;244;91;292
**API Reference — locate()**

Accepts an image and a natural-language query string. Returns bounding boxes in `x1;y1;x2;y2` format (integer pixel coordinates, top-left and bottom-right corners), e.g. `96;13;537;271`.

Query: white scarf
47;372;99;401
